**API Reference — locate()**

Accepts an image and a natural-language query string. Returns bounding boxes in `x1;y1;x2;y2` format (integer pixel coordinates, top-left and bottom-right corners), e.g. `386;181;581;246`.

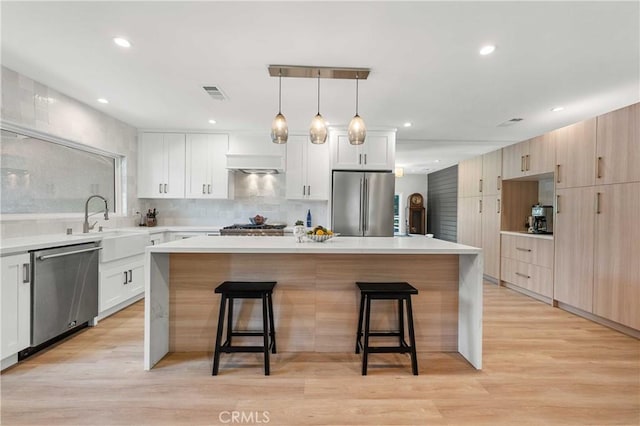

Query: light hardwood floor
1;283;638;425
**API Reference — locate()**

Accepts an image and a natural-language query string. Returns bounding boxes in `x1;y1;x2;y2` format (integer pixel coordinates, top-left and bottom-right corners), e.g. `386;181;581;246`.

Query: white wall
1;66;140;238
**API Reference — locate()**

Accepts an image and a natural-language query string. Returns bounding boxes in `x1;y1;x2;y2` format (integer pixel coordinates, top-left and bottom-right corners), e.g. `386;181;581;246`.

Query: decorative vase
293;225;306;243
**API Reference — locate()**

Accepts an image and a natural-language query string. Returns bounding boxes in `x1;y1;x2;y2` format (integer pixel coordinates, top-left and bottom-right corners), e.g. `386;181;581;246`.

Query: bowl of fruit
306;226;338;242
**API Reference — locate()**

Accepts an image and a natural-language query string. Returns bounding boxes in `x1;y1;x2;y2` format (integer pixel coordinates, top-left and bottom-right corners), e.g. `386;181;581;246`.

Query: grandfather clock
408;193;425;235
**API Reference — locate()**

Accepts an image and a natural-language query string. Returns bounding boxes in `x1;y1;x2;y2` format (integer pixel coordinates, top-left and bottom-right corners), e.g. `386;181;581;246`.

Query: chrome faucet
83;195;110;233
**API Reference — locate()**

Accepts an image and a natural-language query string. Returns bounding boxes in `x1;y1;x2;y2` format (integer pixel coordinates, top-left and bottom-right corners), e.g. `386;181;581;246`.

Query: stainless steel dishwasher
30;242;100;347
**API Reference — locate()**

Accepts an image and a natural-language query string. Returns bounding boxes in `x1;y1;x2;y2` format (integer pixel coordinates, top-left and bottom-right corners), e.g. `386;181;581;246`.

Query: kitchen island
144;236;483;371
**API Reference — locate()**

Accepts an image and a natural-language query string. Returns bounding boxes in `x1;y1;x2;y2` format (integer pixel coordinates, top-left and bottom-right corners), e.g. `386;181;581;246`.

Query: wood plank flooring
1;283;638;425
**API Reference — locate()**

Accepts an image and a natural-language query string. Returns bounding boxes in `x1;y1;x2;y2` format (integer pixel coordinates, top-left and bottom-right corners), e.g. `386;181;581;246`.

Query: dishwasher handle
38;246;102;261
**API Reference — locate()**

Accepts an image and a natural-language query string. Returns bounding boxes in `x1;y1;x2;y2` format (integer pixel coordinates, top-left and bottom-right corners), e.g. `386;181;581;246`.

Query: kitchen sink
99;230;149;263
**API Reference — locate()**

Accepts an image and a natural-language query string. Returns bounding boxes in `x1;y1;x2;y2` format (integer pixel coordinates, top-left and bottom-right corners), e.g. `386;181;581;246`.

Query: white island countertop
147;235;482;255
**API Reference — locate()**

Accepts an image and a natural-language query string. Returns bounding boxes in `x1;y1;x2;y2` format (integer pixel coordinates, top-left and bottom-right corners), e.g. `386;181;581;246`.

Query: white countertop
500;231;554;240
148;235;482;255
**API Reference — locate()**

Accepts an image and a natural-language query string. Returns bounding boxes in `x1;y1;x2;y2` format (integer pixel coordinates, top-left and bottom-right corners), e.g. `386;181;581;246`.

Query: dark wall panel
427;165;458;242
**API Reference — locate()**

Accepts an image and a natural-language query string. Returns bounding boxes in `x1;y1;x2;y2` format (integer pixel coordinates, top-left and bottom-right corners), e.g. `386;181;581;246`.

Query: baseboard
483;275;499;285
1;353;18;371
556;302;640;339
97;292;144;321
500;281;553;305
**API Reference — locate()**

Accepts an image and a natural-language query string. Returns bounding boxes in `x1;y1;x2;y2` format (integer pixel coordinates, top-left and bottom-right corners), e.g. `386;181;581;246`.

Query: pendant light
347;73;366;145
309;70;327;144
271;69;288;144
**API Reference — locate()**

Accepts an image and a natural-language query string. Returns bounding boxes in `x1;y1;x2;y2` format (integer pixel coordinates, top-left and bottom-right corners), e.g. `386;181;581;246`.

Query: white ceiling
2;1;639;173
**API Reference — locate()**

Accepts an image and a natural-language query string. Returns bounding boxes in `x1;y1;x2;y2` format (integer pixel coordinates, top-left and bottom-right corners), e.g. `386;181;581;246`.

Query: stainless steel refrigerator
332;171;395;236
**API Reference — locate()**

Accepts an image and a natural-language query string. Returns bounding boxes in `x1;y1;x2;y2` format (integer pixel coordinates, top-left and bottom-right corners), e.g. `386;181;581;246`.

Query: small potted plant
294;220;306;242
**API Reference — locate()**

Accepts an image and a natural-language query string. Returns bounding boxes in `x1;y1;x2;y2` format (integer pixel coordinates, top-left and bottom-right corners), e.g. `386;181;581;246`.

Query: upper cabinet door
458;156;483;197
306;139;329;200
333;134;362;169
362;134;394;170
163;133;186;198
285;136;306;199
482;149;502;196
185;134;211;199
208;134;230;199
138;133;168;198
596;103;640;185
330;130;396;170
555;118;597;189
526;132;555;176
502;141;528;179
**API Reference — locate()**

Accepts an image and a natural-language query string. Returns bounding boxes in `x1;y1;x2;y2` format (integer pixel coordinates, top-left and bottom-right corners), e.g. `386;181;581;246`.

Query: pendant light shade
309;71;328;144
348;74;366;145
271;69;288;144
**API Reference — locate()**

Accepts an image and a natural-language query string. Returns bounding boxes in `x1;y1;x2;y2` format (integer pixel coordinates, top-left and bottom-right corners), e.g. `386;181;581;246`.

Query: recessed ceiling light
479;45;496;55
97;98;109;104
208;119;217;124
113;37;131;48
551;106;565;112
434;159;440;163
403;122;412;127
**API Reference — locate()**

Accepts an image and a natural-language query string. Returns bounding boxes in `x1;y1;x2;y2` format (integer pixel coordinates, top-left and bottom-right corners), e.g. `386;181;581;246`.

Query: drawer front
501;235;554;268
501;257;553;298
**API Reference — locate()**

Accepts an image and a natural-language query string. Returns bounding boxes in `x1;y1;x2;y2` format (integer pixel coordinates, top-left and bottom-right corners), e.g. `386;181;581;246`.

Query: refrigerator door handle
359;178;364;232
363;178;369;232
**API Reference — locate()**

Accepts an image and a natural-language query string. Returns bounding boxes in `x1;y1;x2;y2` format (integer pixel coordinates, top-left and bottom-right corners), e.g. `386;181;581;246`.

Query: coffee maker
531;204;553;234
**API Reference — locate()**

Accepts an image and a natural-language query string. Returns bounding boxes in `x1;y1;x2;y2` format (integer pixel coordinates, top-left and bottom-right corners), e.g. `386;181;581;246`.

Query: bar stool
355;282;419;375
212;281;277;376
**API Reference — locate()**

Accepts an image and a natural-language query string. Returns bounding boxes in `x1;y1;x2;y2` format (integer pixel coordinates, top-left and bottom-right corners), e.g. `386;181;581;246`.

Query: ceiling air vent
203;86;227;101
497;118;524;127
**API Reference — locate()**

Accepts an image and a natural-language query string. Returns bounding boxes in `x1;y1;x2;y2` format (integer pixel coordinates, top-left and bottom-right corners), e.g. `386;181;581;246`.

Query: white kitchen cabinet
149;232;166;246
330;130;395;170
99;254;145;314
138;132;186;198
185;133;231;199
285;135;329;200
1;253;31;362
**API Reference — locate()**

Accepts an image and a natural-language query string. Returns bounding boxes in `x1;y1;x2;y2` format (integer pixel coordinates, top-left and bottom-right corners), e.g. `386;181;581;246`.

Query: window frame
0;122;125;219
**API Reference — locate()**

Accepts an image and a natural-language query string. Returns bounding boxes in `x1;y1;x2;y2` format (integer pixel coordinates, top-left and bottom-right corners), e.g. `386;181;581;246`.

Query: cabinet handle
597;156;602;179
129;269;133;283
479;199;482;213
22;263;30;283
556;164;560;183
520;156;525;172
159;184;163;194
202;184;206;194
556;195;560;214
307;185;311;196
303;186;306;196
364;154;367;165
596;192;601;214
208;184;211;194
164;184;168;193
497;199;501;214
526;154;530;171
359;154;362;165
497;176;501;191
515;272;531;279
479;179;483;193
124;271;128;285
516;247;532;252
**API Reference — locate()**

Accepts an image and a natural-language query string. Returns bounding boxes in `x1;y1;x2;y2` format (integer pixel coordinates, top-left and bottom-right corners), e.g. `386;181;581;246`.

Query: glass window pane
1;130;116;214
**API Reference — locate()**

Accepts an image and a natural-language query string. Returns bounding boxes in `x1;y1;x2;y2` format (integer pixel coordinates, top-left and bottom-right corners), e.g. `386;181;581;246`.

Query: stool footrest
229;331;266;337
220;345;265;353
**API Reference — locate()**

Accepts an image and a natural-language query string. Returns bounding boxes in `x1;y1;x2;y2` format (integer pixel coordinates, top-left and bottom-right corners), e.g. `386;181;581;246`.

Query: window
1;129;118;214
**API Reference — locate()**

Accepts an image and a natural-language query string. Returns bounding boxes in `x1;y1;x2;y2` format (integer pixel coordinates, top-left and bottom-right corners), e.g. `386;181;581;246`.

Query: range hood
226;153;285;174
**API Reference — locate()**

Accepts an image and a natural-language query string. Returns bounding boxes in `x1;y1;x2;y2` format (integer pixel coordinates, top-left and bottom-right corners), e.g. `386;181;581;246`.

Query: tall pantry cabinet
553;103;640;331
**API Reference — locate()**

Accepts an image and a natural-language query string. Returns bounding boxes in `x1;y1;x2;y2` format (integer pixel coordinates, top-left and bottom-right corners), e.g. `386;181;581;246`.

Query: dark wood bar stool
212;281;277;376
355;282;419;375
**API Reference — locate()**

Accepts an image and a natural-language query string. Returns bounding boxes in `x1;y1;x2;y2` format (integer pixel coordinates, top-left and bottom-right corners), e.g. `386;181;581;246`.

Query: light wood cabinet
481;195;501;279
458;156;483;197
330;130;395;170
457;196;482;248
138;133;186;198
553;187;596;312
501;234;554;299
1;253;31;362
593;182;640;330
502;134;555;179
285;135;329;200
596;103;640;185
482;150;502;196
185;134;231;199
555;119;597;189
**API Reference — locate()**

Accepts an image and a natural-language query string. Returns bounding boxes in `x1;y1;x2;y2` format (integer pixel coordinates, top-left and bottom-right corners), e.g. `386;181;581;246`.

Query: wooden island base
169;253;460;354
